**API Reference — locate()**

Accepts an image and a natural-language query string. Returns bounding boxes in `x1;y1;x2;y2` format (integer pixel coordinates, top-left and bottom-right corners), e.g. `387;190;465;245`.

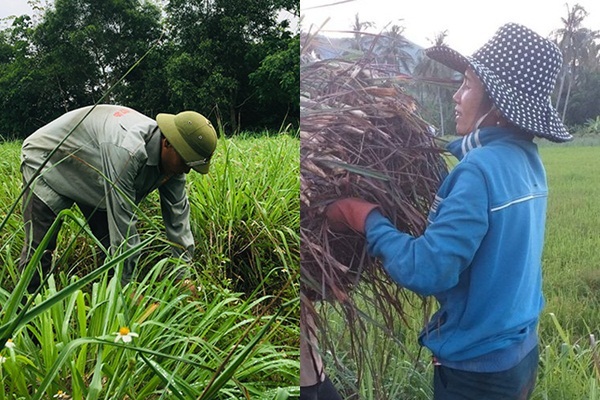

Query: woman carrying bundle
326;23;572;399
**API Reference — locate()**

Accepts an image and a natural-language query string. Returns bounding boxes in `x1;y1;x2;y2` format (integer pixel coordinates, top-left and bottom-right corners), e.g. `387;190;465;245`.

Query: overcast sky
302;0;600;54
0;0;35;20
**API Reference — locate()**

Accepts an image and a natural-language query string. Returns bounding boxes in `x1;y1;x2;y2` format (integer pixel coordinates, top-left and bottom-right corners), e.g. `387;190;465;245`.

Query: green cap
156;111;217;174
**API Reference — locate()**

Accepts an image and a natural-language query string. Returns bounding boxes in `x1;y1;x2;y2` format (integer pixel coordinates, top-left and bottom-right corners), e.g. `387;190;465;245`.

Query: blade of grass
139;353;192;399
32;337;217;400
0;233;156;342
198;307;282;400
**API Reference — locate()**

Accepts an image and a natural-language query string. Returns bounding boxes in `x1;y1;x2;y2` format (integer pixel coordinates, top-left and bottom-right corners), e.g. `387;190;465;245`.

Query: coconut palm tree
375;24;415;74
350;13;374;52
413;30;458;136
551;3;596;121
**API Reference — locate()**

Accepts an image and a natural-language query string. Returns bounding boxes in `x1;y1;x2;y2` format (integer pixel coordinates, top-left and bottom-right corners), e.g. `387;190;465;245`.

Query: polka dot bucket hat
425;22;572;142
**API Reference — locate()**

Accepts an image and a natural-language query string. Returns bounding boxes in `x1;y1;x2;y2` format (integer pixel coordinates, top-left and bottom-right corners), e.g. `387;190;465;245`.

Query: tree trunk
561;72;573;122
229;104;238;133
554;68;567;111
437;86;445;136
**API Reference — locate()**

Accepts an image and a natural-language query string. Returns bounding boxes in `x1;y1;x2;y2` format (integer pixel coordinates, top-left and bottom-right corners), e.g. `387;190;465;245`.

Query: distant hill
301;32;425;75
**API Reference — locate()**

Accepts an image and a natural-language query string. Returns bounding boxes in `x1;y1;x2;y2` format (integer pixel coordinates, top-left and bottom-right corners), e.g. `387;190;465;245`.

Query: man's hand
326;198;379;234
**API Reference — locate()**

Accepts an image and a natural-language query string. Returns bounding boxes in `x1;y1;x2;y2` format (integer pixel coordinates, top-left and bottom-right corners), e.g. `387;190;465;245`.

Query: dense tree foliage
0;0;299;139
562;69;600;126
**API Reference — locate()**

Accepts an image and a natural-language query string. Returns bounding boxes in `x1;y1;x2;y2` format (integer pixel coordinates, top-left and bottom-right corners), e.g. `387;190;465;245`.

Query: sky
0;1;35;20
301;0;600;54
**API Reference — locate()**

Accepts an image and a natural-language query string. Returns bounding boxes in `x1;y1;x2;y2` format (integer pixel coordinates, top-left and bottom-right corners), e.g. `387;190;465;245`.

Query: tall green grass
320;144;600;399
0;134;299;399
534;145;600;400
187;134;299;297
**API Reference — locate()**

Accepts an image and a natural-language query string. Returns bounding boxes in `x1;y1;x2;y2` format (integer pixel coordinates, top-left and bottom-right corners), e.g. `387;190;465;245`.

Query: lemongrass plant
0;133;300;399
186;133;299;298
0;260;298;399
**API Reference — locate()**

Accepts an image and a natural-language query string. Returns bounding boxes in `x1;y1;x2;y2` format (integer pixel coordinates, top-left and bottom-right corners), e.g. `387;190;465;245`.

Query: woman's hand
325;198;379;234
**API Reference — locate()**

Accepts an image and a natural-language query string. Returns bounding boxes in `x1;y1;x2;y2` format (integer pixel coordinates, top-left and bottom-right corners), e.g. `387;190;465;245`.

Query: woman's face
453;68;495;135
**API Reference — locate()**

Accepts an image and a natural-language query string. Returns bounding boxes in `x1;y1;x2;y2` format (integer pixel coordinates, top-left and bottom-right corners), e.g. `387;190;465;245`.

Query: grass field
0;134;300;399
536;145;600;400
320;143;600;400
2;135;599;398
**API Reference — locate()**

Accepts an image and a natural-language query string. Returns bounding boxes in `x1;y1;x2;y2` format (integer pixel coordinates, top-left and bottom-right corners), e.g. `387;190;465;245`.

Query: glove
326;198;379;234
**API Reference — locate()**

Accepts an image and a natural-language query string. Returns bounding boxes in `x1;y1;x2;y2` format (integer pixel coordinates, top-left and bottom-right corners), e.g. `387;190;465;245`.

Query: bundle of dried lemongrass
300;57;447;331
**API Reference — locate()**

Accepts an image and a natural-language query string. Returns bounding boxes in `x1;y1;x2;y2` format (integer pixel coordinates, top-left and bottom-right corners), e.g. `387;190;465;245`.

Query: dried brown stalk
300;56;448;366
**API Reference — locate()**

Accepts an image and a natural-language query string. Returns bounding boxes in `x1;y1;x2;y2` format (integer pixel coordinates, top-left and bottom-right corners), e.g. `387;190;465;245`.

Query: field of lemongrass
0;133;300;399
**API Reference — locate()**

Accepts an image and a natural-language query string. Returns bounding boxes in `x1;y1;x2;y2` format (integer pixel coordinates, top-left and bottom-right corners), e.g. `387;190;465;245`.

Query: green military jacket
21;105;194;275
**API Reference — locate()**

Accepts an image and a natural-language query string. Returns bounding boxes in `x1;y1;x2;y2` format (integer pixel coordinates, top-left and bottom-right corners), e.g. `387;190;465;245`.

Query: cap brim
192;160;210;174
156;113;212;174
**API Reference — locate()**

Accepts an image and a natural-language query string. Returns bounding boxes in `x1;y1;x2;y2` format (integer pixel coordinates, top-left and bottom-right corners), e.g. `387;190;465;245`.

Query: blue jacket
365;126;546;372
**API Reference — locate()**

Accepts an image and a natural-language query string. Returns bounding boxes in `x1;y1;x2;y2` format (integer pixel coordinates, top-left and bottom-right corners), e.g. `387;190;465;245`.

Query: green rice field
320;143;600;400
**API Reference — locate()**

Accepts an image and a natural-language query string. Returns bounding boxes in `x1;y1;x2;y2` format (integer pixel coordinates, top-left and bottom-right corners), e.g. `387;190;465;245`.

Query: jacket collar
145;126;162;167
447;126;534;160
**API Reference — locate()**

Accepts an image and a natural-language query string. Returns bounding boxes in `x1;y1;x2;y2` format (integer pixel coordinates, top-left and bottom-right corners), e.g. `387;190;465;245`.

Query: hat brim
425;46;470;74
424;46;572;142
156;113;211;174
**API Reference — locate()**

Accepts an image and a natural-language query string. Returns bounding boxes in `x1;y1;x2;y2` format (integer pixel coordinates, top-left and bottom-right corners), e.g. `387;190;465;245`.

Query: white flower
4;339;15;349
53;390;70;399
113;327;139;343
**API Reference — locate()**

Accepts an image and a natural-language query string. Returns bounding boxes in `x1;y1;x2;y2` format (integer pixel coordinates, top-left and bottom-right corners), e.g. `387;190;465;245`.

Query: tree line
0;0;299;140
